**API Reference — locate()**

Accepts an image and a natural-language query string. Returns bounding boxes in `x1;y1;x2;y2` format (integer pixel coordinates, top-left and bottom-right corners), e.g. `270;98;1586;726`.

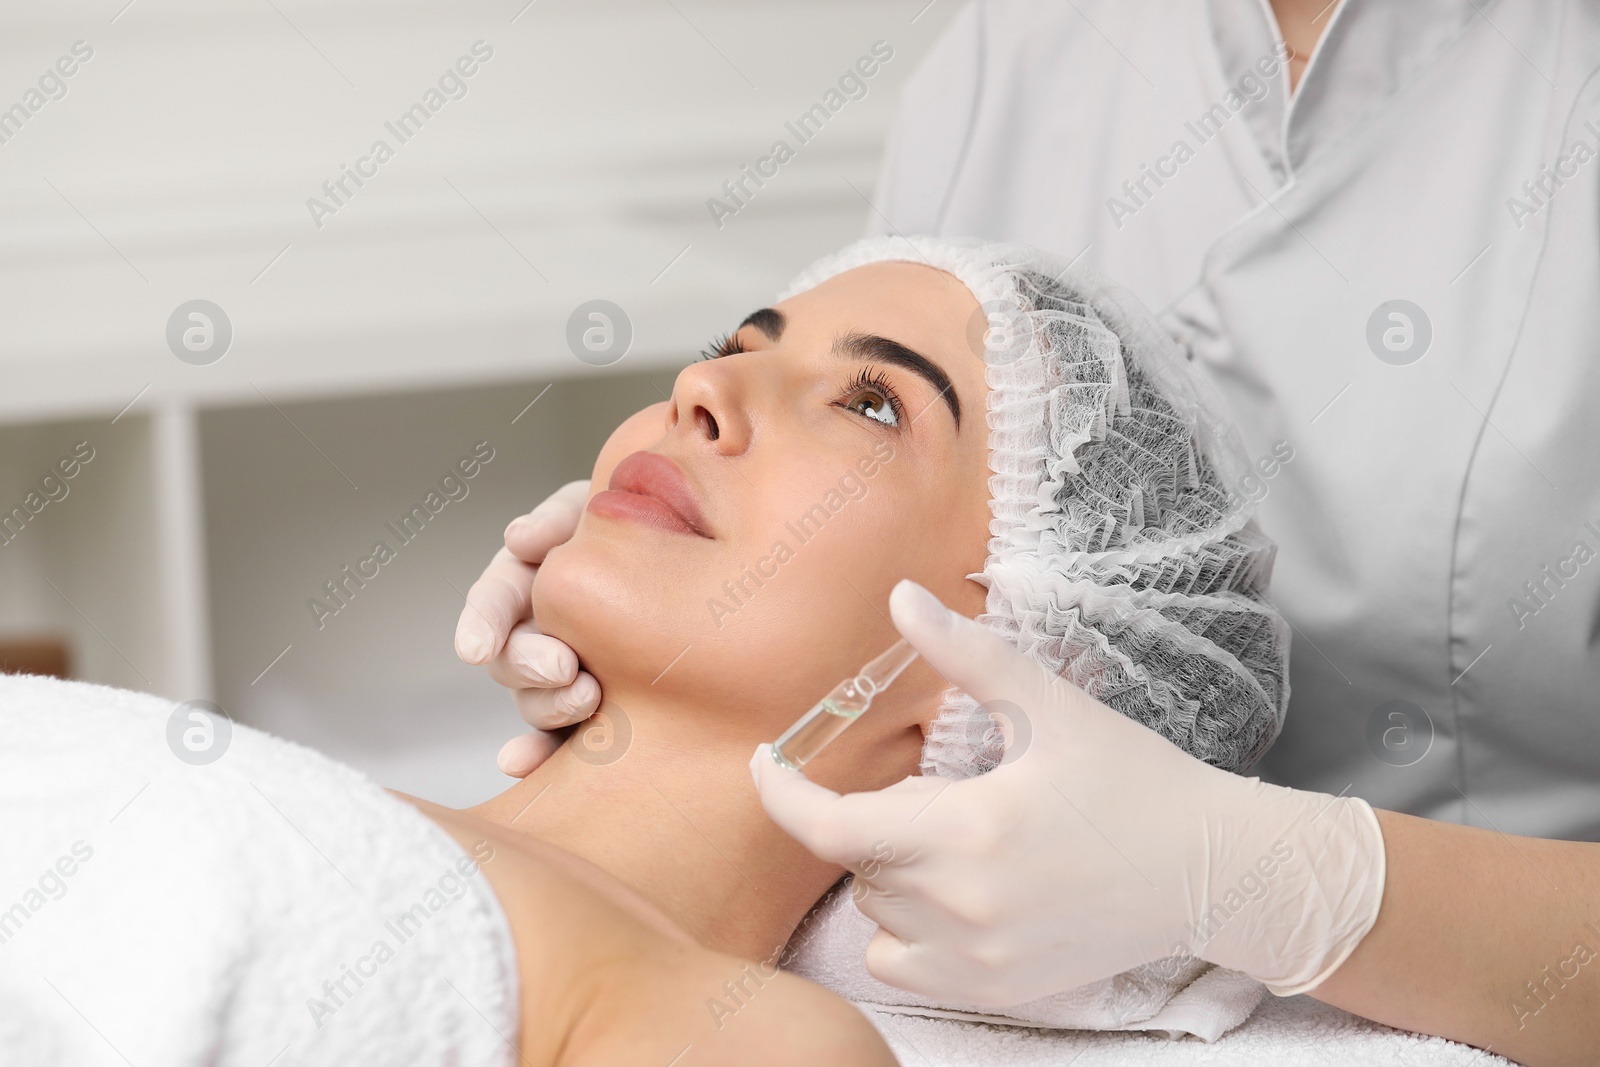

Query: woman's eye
846;389;898;426
838;378;902;427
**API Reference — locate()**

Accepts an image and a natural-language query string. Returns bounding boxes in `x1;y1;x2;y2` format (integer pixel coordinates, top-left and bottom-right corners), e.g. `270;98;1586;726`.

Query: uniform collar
1206;0;1489;177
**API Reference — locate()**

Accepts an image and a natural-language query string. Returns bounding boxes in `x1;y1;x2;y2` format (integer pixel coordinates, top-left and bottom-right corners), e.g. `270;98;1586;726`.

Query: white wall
1;0;958;419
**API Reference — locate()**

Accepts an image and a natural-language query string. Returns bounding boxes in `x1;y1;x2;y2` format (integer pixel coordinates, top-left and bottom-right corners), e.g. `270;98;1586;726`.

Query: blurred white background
0;0;959;803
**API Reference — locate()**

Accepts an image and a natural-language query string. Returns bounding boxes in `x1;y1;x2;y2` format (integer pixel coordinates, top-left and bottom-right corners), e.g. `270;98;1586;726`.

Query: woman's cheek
757;484;910;602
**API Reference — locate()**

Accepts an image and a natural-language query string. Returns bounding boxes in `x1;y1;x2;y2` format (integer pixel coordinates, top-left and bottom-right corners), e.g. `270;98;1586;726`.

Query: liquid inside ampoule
771;676;875;770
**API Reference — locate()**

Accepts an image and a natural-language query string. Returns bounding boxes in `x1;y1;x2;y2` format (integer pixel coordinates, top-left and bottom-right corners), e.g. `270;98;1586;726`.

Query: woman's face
533;260;991;780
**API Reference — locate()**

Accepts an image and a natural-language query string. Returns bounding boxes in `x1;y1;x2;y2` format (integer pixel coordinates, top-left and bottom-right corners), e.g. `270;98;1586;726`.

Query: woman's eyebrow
737;307;786;341
734;307;961;428
833;330;960;429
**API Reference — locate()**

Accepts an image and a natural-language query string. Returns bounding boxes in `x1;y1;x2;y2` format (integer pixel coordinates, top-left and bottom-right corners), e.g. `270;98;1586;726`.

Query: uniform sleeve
865;0;984;238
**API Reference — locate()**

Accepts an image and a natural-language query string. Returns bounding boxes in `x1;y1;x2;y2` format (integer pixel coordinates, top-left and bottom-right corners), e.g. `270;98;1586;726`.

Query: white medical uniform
871;0;1600;839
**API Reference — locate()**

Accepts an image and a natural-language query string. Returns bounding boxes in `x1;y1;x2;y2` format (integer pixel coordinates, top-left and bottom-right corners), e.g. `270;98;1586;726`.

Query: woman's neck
465;698;847;963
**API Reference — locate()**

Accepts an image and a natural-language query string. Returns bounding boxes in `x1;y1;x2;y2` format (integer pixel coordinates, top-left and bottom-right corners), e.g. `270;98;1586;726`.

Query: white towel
0;674;519;1067
784;874;1266;1041
863;993;1513;1065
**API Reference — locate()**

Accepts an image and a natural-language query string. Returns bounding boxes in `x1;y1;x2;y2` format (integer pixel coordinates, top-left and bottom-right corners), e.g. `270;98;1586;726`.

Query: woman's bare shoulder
581;953;897;1067
394;792;894;1066
742;970;898;1067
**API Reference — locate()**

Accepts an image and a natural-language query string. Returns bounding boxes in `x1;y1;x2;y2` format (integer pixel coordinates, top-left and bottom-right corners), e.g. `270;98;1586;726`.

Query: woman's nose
668;358;753;456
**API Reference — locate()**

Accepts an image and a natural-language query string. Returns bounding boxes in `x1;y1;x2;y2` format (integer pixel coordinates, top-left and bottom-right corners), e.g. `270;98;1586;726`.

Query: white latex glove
751;579;1386;1006
454;479;601;777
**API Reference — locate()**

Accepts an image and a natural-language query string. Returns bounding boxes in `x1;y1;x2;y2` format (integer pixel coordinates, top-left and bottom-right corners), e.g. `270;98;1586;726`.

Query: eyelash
699;331;746;361
697;332;906;430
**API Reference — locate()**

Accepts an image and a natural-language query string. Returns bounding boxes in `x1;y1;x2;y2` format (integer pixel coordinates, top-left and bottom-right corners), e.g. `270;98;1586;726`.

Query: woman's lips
587;451;713;538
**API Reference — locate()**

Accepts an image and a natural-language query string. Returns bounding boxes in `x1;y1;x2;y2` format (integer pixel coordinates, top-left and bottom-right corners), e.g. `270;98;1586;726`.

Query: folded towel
862;992;1513;1065
784;877;1265;1041
0;674;519;1067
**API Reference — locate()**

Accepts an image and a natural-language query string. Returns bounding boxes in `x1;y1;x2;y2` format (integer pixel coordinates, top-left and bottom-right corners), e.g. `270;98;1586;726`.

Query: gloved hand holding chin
452;479;603;776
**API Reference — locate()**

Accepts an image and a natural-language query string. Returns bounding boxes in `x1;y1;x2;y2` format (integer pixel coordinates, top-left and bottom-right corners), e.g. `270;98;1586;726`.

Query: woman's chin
531;539;698;693
528;543;601;670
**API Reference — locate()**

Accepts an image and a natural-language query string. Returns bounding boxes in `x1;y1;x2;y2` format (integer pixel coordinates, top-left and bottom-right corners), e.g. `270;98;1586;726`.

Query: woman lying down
0;236;1289;1066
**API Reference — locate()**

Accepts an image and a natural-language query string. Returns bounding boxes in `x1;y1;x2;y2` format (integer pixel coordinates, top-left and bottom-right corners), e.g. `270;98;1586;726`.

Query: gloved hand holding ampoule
751;579;1388;1006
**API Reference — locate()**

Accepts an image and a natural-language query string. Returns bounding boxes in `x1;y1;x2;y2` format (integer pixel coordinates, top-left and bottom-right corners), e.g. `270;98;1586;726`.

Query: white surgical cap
777;235;1290;777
